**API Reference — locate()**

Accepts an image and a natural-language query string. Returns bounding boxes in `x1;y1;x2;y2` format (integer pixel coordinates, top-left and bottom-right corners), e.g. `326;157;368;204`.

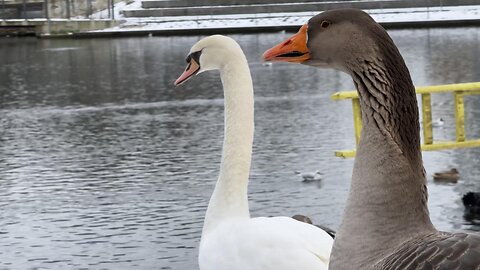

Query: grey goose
263;8;480;270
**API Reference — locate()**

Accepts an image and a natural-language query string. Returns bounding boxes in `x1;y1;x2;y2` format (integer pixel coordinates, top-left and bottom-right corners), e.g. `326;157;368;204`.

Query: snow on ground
90;4;480;33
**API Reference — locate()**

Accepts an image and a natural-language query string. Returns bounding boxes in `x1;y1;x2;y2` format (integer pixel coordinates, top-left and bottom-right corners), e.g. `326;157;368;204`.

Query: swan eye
320;20;331;29
186;50;202;64
192;51;202;62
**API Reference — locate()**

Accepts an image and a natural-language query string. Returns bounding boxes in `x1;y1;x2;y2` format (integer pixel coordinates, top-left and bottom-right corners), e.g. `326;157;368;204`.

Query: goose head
263;8;392;73
174;35;243;86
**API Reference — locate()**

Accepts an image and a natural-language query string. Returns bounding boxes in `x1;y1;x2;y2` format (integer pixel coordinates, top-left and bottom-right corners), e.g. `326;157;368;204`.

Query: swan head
262;8;390;71
174;35;243;86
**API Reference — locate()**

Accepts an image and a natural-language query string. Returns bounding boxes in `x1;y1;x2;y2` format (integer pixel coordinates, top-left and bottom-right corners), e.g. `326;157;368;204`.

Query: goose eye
320;20;330;28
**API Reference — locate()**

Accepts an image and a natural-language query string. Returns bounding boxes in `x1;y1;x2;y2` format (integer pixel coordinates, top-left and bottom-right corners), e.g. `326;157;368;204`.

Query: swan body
263;8;480;270
175;35;333;270
200;217;332;270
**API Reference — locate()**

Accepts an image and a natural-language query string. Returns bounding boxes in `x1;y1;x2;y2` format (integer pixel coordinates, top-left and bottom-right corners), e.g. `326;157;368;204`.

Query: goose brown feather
380;232;480;270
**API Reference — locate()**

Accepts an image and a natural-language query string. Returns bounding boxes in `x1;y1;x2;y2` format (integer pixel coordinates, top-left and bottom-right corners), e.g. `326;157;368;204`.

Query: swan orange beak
174;58;200;86
262;24;310;63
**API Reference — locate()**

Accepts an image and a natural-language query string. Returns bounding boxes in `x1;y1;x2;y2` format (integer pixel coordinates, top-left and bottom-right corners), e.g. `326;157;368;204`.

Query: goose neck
347;52;422;168
347;55;433;224
331;53;435;269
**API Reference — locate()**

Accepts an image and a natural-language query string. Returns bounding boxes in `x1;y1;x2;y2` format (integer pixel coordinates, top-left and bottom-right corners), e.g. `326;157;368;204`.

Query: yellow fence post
352;98;362;145
331;82;480;158
454;92;466;142
421;93;433;145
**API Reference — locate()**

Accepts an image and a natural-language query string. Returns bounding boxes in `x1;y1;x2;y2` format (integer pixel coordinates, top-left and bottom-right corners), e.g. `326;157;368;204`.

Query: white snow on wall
89;3;480;32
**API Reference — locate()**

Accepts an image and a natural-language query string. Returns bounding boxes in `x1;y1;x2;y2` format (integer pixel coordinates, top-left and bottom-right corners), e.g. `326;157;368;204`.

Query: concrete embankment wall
36;20;119;36
47;0;125;19
124;0;480;17
2;0;480;38
0;19;118;37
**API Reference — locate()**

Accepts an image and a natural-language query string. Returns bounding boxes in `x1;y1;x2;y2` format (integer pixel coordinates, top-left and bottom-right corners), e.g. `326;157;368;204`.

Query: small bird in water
295;170;322;182
432;117;445;127
292;215;336;238
433;168;459;183
462;192;480;222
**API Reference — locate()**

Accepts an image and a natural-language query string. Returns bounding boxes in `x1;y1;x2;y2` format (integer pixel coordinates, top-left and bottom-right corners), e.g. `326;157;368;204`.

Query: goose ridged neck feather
263;8;480;270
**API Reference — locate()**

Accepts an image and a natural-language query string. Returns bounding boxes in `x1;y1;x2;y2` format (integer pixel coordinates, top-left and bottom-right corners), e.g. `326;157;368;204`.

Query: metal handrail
331;82;480;158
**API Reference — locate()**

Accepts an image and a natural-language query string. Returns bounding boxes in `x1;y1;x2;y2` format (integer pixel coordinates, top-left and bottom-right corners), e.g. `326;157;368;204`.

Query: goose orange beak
262;24;310;63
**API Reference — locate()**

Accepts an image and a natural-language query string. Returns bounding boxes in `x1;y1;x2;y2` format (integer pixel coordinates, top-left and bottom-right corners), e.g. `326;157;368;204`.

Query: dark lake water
1;28;480;269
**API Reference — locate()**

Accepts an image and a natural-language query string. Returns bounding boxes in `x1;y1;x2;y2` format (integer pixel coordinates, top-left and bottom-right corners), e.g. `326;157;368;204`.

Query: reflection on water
0;28;480;269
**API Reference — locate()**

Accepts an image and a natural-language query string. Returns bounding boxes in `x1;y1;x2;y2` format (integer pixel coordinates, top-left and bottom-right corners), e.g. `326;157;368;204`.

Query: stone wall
36;19;119;35
47;0;124;18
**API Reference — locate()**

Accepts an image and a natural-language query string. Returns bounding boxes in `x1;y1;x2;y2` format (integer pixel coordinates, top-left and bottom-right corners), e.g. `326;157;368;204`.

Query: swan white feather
175;35;333;270
200;217;331;270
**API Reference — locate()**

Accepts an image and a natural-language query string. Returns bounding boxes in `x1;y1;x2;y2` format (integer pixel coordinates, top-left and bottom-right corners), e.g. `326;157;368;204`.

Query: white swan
174;35;333;270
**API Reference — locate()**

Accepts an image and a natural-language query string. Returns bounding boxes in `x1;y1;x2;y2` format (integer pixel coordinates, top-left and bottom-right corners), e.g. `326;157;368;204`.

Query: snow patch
87;3;480;33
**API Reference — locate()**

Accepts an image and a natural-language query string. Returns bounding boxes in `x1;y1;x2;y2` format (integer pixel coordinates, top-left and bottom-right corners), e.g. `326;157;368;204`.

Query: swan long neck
202;52;254;235
332;43;435;268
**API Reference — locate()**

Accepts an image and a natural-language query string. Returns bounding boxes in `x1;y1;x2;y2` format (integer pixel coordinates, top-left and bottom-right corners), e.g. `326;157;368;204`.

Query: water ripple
1;30;480;269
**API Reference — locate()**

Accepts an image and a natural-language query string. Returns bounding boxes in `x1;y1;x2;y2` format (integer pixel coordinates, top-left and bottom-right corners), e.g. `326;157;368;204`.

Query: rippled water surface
1;28;480;269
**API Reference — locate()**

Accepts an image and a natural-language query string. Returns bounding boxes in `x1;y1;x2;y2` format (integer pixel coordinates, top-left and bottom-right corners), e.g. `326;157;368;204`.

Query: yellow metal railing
331;82;480;158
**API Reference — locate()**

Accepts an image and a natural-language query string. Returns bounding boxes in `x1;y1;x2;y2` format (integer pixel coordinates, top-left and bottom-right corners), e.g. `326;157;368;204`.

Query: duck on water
264;8;480;270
